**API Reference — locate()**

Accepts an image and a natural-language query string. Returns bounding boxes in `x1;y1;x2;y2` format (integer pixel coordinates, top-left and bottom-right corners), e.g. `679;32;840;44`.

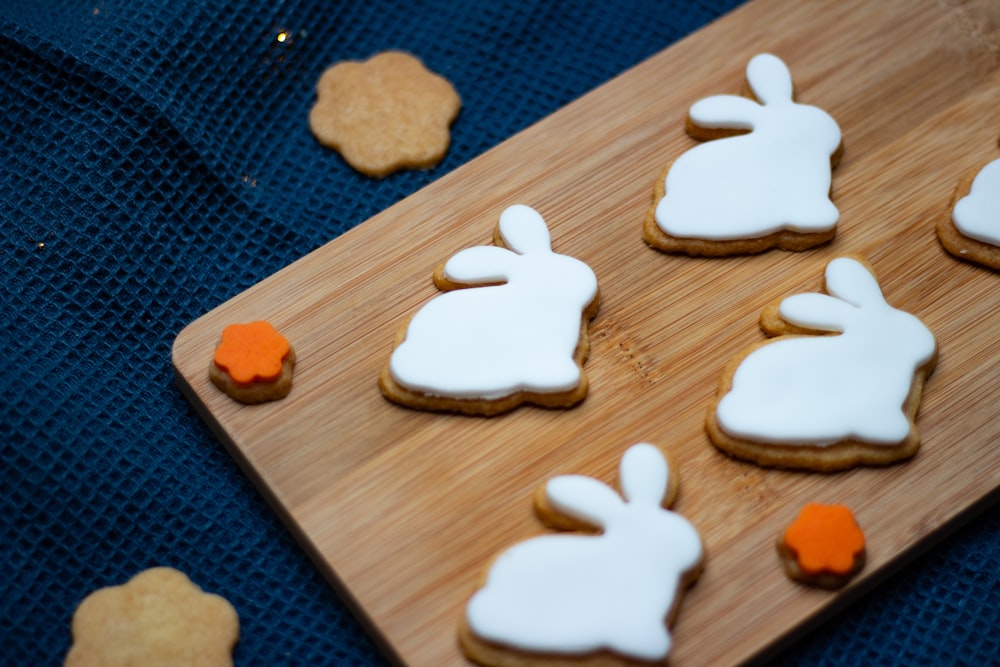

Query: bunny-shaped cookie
937;152;1000;270
461;444;703;664
644;53;843;256
380;204;600;416
708;256;937;471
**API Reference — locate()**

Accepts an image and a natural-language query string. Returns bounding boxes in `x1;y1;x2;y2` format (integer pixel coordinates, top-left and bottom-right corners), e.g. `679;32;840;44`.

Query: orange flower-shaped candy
210;321;296;404
779;503;865;588
308;50;461;178
213;321;289;384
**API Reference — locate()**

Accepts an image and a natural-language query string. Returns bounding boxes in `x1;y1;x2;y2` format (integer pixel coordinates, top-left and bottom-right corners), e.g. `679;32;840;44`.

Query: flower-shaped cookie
65;567;239;667
309;50;461;178
777;502;866;589
210;320;296;404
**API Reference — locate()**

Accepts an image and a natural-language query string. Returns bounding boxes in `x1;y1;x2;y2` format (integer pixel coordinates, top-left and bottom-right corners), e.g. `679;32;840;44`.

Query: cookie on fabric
379;204;600;416
209;320;295;404
707;256;937;471
777;503;866;589
460;443;703;666
643;53;843;256
937;143;1000;269
309;50;461;178
64;567;239;667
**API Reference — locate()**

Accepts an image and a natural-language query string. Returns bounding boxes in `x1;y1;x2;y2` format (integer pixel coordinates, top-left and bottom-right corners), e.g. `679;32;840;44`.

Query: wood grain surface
172;0;1000;664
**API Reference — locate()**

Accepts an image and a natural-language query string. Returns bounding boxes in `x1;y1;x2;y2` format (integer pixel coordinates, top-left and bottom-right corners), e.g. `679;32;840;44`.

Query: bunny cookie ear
619;443;668;507
824;257;887;309
746;53;793;106
778;293;854;333
442;246;516;284
545;475;624;528
498;205;553;255
689;95;760;130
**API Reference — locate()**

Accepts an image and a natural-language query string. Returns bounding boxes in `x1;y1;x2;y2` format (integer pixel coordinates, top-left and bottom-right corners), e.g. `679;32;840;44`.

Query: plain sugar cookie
309;50;461;178
65;567;239;667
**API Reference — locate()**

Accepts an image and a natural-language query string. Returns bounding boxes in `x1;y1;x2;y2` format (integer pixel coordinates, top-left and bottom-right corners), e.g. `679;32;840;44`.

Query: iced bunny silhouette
462;444;703;661
650;53;842;249
382;204;599;415
952;158;1000;243
938;154;1000;269
711;257;937;468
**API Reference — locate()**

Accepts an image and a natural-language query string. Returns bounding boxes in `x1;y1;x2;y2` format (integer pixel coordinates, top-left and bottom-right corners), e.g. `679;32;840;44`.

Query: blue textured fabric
2;1;998;665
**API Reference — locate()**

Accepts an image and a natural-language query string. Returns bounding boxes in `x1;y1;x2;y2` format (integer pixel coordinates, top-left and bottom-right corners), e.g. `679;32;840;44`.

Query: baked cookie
460;443;703;666
777;503;865;589
209;320;295;404
380;205;600;416
707;256;937;471
937;149;1000;269
309;50;461;178
643;53;843;256
65;567;239;667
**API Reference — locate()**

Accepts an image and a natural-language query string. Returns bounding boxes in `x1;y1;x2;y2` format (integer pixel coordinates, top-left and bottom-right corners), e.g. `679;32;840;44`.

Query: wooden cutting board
172;0;1000;664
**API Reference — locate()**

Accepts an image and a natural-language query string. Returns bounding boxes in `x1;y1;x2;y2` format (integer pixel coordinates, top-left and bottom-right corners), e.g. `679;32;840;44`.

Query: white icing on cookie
716;257;936;445
654;53;841;240
953;158;1000;246
465;444;702;660
389;205;598;400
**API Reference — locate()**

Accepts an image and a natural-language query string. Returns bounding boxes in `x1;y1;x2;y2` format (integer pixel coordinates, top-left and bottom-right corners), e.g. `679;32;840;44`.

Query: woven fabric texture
2;1;999;665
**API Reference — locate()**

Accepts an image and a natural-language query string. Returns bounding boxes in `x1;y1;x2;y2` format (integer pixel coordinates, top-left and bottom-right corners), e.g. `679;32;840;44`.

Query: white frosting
466;444;702;660
654;53;841;240
953;158;1000;246
716;257;936;445
389;205;598;400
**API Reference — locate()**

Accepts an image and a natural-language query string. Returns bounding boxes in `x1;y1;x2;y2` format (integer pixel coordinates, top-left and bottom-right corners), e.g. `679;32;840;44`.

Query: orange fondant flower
213;321;290;385
783;503;865;576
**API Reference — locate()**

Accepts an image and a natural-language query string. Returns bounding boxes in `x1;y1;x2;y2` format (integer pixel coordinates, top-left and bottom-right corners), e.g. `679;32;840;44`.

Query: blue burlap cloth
2;1;997;664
